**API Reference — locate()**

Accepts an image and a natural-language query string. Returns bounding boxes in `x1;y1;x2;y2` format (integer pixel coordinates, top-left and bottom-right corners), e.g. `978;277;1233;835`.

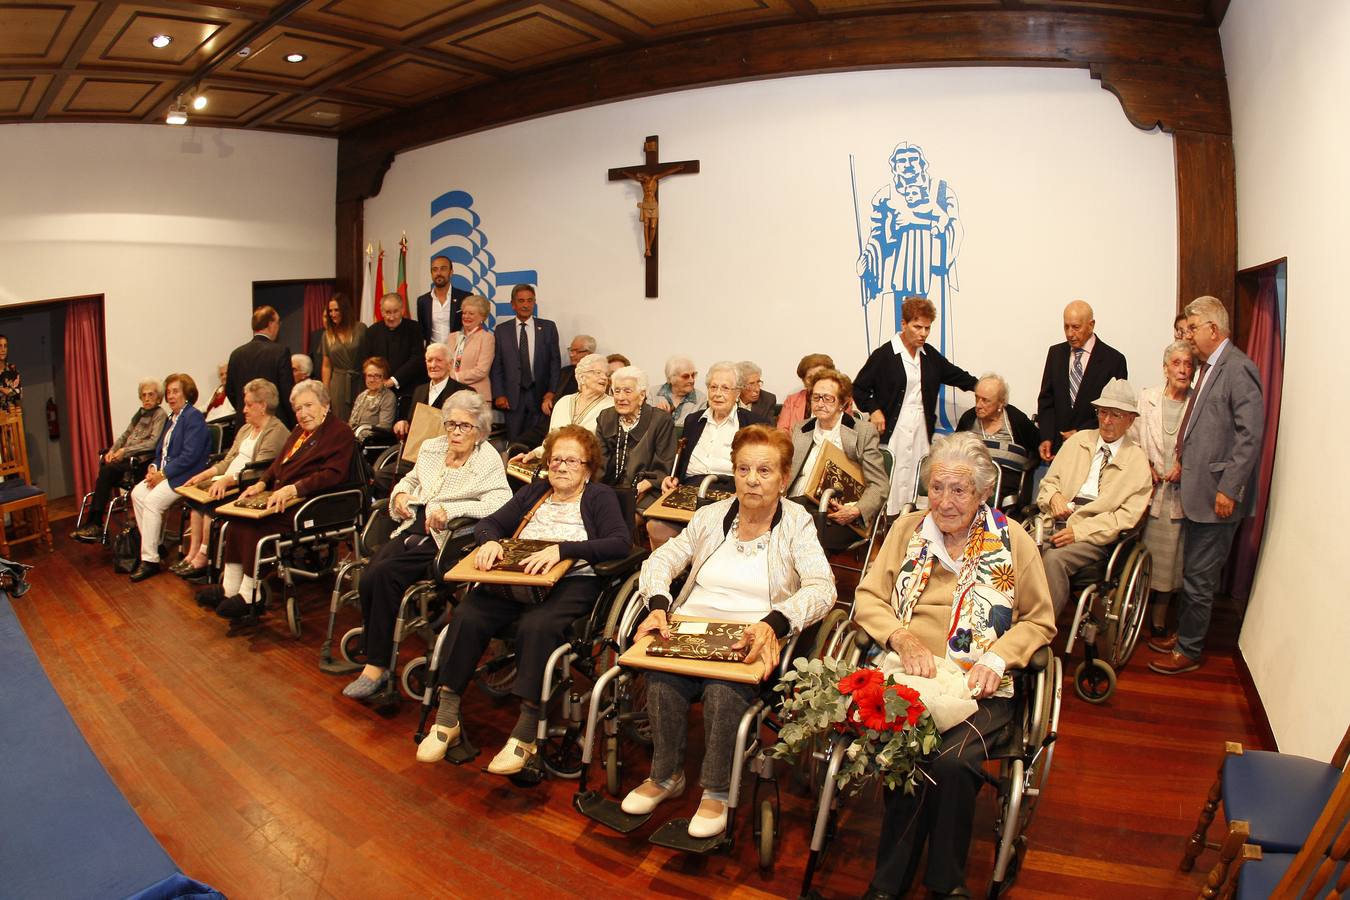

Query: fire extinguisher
46;397;60;440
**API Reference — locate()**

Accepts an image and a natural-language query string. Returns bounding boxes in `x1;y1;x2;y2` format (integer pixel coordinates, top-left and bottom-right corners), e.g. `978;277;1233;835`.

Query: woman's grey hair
610;365;648;395
291;378;329;407
576;352;608;379
1163;340;1194;365
977;372;1009;405
736;360;762;380
137;378;163;399
664;355;695;380
442;389;494;438
244;377;279;413
291;353;313;377
923;432;999;499
706;361;742;390
462;294;490;320
1184;295;1230;334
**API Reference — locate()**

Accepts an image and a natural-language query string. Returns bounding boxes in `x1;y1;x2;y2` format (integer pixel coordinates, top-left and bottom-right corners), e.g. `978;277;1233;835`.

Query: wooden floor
10;524;1265;900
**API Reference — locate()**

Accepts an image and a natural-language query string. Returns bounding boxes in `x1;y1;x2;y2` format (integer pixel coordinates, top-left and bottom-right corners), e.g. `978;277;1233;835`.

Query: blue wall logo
852;142;963;428
430;190;538;327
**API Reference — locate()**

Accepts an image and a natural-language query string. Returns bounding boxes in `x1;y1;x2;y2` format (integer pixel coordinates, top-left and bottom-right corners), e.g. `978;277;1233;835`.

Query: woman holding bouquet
624;425;836;840
853;431;1055;899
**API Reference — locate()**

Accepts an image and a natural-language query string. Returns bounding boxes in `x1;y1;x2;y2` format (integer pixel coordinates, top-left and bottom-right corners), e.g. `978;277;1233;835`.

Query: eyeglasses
444;421;477;434
810;393;840;406
707;383;737;394
548;456;588;470
364;371;384;380
1096;408;1130;421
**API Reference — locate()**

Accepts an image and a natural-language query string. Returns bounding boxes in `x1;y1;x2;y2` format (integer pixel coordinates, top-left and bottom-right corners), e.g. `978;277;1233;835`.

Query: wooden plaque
174;480;239;505
506;457;542;484
444;538;574;587
805;442;868;537
215;491;302;519
644;484;732;523
401;402;442;463
617;617;779;684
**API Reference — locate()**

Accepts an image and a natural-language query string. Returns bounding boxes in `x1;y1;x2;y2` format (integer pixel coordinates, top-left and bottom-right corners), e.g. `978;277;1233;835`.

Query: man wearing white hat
1034;378;1154;615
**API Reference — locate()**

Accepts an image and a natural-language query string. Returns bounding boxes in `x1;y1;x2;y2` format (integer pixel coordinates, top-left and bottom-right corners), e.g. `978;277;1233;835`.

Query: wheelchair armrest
696;474;719;498
818;488;836;515
360;426;396;445
1026;646;1052;673
593;548;649;579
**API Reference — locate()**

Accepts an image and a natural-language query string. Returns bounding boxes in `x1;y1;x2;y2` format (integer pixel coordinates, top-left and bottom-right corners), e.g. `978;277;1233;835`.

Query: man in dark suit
391;342;473;439
1150;296;1264;676
489;284;561;443
226;306;295;429
415;255;471;347
555;333;596;402
364;291;426;401
1036;300;1129;461
737;361;778;425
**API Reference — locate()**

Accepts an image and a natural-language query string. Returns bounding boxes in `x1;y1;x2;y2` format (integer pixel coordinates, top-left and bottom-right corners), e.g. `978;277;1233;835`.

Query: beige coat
1036;428;1152;546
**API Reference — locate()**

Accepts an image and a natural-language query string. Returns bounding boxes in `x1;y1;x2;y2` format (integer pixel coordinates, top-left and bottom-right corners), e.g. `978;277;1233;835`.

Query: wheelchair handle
817;488;836;515
696;474;719;498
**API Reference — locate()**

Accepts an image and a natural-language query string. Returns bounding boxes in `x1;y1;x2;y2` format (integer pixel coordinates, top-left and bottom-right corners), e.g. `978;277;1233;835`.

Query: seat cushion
0;481;44;504
1224;751;1340;851
1238;852;1343;900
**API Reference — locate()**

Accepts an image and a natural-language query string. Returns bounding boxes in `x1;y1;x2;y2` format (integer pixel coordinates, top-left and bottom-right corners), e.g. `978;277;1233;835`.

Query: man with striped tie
1036;300;1129;463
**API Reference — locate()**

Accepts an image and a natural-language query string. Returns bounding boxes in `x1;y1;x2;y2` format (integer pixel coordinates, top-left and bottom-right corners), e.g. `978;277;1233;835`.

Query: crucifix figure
608;135;699;297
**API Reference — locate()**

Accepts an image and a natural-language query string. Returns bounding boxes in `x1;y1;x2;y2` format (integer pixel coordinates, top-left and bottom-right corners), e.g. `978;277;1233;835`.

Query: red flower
885;683;927;729
837;667;883;695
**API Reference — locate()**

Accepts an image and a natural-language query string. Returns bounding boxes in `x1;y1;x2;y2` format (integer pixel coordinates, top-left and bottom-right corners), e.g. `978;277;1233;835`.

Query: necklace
1160;393;1186;435
571;393;604;425
731;514;770;556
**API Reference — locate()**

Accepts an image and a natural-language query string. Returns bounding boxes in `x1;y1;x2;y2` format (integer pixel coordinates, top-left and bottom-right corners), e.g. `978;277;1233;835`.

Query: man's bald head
1063;300;1096;349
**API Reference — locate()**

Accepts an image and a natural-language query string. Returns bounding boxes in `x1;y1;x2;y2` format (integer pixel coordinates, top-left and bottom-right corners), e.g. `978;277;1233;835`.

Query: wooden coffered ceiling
0;0;1230;135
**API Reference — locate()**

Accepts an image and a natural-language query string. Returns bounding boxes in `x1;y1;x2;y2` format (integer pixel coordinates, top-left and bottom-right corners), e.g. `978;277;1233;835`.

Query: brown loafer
1149;650;1201;675
1147;633;1178;653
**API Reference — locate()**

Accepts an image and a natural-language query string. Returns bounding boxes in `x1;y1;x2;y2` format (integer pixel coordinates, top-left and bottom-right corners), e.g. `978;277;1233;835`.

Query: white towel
877;652;979;733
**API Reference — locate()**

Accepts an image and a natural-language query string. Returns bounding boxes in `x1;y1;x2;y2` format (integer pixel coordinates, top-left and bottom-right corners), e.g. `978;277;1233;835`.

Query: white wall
1223;0;1350;759
365;67;1176;419
0;124;336;427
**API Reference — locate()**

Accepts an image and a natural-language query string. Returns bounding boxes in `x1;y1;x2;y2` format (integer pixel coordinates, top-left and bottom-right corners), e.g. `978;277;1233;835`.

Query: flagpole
849;154;872;352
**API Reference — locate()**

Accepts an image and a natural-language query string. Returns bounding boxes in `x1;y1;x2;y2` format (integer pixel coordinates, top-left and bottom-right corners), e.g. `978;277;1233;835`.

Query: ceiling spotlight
166;99;188;126
150;34;173;49
192;94;208;110
285;52;306;63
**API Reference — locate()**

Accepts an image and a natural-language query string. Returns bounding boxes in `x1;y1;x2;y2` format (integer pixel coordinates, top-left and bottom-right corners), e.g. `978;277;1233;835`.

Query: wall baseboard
1233;647;1278;751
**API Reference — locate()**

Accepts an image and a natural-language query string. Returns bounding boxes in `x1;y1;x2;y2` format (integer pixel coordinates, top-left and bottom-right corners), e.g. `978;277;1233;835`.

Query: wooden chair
0;408;53;556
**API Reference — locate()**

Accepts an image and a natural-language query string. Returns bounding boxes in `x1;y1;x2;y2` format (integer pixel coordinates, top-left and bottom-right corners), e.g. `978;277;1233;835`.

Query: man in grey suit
1150;296;1264;675
489;284;561;444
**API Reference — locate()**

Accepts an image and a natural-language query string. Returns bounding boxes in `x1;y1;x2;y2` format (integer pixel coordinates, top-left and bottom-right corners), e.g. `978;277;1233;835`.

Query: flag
397;232;409;315
374;243;385;306
362;244;375;322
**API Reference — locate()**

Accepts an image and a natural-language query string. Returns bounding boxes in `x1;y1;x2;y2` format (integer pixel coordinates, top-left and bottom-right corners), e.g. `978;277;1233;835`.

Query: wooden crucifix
608;135;699;297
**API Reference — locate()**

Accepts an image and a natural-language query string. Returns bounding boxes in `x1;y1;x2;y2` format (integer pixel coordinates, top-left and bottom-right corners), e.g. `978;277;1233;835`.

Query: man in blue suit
490;284;561;444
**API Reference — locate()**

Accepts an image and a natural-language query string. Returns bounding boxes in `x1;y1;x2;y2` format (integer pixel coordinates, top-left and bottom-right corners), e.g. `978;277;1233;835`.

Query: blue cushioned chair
0;409;51;557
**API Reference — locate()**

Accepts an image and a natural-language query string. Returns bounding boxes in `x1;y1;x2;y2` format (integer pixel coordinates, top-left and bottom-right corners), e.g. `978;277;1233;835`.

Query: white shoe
486;737;537;775
620;774;686;815
415;723;461;763
687;798;727;839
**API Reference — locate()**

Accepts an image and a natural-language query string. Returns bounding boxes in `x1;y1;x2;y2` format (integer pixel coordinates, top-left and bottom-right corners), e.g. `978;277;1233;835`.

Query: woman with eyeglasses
782;368;889;550
623;425;835;839
416;424;631;776
347;356;397;435
510;353;614;466
852;432;1055;898
341;390;511;700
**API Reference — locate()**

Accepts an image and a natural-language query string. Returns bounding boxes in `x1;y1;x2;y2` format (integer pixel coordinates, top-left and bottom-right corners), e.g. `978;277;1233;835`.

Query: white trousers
130;477;180;562
886;404;930;516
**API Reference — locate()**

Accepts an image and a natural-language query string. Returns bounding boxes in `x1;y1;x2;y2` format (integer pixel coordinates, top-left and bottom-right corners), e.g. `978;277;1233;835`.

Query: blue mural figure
429;190;538;328
853;142;964;429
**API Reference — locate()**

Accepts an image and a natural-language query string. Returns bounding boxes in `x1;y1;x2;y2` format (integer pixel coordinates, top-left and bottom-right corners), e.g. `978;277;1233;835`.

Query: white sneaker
415;723;461;763
687;798;727;839
620;773;686;815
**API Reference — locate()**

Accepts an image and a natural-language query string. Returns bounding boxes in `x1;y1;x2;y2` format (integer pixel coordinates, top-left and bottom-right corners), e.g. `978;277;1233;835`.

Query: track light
166;98;188;126
192;93;208;110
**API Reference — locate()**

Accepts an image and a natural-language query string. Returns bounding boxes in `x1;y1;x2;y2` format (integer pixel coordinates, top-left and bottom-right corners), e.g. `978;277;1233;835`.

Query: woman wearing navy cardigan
128;373;210;582
416;424;631;777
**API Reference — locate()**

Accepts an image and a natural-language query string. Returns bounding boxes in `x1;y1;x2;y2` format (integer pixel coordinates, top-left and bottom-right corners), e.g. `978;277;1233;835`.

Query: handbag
112;523;141;574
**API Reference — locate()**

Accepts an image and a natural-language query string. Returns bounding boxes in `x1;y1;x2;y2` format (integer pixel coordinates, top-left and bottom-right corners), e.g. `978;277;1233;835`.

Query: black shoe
196;585;226;609
928;888;971;899
128;561;161;582
175;563;209;580
215;595;255;620
72;525;103;543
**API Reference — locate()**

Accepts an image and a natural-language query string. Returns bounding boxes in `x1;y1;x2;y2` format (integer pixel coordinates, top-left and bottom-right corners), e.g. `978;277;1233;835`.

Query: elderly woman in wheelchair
197;379;356;620
622;425;835;840
853;432;1055;899
341;391;511;700
416;424;632;775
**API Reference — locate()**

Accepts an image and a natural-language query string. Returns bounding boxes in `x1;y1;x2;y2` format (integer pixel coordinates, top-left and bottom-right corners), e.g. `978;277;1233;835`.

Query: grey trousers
646;671;758;793
1176;518;1240;659
1040;540;1111;616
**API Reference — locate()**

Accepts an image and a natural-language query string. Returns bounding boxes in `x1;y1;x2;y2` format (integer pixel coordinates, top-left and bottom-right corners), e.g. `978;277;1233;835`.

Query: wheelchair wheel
604;736;621;797
1073;658;1116;704
758;799;776;870
541;728;584;779
811;607;849;662
1109;546;1152;669
596;570;643;672
339;627;367;666
476;641;517;699
286;594;302;638
401;657;428;700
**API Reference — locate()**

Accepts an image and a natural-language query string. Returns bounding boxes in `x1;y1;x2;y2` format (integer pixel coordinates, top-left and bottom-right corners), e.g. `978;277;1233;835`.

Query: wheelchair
571;581;811;865
1029;514;1151;703
798;618;1063;899
74;448;153;545
217;451;372;638
410;490;650;777
810;446;893;579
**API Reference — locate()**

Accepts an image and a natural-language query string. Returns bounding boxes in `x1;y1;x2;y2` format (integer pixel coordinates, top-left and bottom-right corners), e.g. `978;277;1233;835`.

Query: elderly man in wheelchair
853;432;1056;899
1033;378;1153;617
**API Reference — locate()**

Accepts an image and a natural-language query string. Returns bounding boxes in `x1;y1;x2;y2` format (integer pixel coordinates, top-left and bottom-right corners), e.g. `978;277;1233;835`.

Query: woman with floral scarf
853;431;1055;899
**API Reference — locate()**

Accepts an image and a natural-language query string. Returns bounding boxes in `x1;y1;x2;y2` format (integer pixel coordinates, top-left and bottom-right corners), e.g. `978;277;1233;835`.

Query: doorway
253;279;335;368
0;303;75;500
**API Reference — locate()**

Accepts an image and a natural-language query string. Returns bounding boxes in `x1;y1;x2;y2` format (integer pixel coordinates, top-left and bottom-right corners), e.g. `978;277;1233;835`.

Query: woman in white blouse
510;353;614;464
342;390;512;700
624;425;835;839
446;295;495;401
173;378;288;580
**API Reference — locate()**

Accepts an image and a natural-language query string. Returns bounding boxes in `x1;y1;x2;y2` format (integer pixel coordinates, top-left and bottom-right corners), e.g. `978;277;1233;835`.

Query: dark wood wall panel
1175;130;1237;315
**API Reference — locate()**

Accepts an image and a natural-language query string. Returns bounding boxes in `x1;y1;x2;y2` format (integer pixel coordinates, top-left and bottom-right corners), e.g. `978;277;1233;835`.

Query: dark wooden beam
32;1;123;121
1206;0;1233;26
1175;130;1237;315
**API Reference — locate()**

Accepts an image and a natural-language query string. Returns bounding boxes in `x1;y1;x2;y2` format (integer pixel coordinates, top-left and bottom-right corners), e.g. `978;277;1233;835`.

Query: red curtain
64;297;112;500
302;282;333;356
1226;271;1284;600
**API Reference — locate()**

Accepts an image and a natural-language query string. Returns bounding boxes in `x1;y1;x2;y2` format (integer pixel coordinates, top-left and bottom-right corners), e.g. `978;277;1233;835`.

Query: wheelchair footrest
572;791;653;834
318;658;362;676
443;733;480;765
648;819;731;854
